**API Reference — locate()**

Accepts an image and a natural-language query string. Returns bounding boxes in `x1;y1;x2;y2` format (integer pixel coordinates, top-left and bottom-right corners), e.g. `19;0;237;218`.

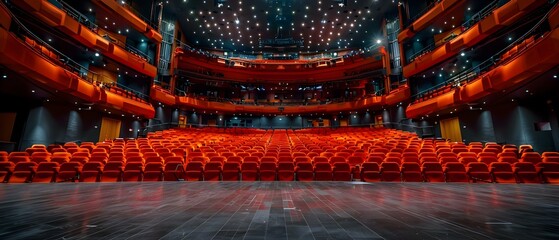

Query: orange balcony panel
406;99;438;118
0;4;11;30
60;14;80;35
412;5;443;34
19;0;65;26
407;27;559;119
385;86;411;105
150;86;176;106
101;91;154;118
460;78;489;103
77;25;104;48
142;62;157;77
145;29;163;44
69;78;102;103
403;0;547;78
462;25;487;46
96;0;147;32
399;0;461;43
448;37;465;52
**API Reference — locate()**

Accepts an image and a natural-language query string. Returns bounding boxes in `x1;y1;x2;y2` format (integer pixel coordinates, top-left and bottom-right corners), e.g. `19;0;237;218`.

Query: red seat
203;162;222;181
259;162;276;181
9;162;37;183
466;162;492;183
421;162;445;182
314;162;332;181
294;156;311;164
243;156;260;163
9;156;30;164
277;162;295;181
478;156;498;165
222;162;240;181
227;156;244;164
360;162;380;182
163;162;185;181
513;162;541;183
32;162;59;183
537;162;559;184
401;162;423;182
520;152;542;164
312;156;329;164
101;162;124;182
278;156;293;163
332;162;351;181
443;163;469;182
185;162;204;181
56;162;81;182
241;162;259;181
80;162;103;182
210;156;227;164
143;162;163;181
0;162;15;182
123;162;144;182
260;157;277;163
296;162;314;181
498;156;518;164
489;162;516;183
380;162;401;182
458;157;477;165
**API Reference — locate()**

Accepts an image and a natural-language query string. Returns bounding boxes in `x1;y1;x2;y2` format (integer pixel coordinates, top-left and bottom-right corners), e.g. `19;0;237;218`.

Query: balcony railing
57;0;152;63
407;0;502;63
9;10;150;103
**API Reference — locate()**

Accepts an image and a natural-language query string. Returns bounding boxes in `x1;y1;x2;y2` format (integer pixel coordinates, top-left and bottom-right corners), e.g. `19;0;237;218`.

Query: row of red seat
1;158;558;184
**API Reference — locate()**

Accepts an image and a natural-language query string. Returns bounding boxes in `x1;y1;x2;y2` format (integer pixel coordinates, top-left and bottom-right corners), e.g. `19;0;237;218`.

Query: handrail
56;0;98;30
407;0;442;26
119;0;159;30
56;0;152;63
411;2;555;101
407;0;502;62
7;8;150;101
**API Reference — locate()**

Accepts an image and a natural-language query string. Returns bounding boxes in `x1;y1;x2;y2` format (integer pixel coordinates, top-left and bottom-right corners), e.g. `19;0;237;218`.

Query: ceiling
162;0;399;54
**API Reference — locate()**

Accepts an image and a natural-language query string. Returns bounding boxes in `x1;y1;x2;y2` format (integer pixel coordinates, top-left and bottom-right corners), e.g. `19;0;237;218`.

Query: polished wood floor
0;182;558;240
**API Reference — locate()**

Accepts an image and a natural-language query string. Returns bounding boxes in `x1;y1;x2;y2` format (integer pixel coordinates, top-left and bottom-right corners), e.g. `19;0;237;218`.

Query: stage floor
0;182;558;240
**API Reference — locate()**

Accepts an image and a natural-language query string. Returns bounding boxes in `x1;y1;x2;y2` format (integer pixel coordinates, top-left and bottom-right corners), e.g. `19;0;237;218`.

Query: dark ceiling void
164;0;399;54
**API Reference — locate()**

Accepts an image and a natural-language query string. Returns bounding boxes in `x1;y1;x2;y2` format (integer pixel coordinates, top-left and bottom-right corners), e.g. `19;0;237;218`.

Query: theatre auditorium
0;0;559;239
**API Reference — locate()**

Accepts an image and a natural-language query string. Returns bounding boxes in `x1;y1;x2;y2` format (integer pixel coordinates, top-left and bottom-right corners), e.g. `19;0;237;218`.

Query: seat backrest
489;162;512;172
444;162;466;172
277;162;294;171
241;162;258;171
82;162;103;171
401;162;420;171
296;162;313;171
259;162;276;171
185;162;204;171
361;162;380;171
329;156;346;164
380;162;400;171
104;162;123;171
467;162;489;172
513;162;536;172
294;156;311;164
124;162;144;171
227;156;243;164
421;162;443;172
204;162;222;171
223;162;240;171
314;162;332;171
165;156;184;164
260;157;277;163
37;162;59;171
144;162;163;171
333;162;350;171
243;156;259;163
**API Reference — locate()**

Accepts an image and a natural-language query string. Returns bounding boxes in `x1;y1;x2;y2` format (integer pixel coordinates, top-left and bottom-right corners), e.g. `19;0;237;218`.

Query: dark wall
411;97;559;152
20;103;102;149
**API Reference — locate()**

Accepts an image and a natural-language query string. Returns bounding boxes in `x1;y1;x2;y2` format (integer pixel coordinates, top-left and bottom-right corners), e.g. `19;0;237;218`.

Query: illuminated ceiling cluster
166;0;398;53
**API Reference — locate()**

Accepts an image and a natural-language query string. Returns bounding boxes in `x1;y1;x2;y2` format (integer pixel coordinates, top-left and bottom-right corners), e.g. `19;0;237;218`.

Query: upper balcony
173;45;387;84
92;0;162;43
405;3;559;118
0;3;155;118
402;0;547;78
10;0;157;78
